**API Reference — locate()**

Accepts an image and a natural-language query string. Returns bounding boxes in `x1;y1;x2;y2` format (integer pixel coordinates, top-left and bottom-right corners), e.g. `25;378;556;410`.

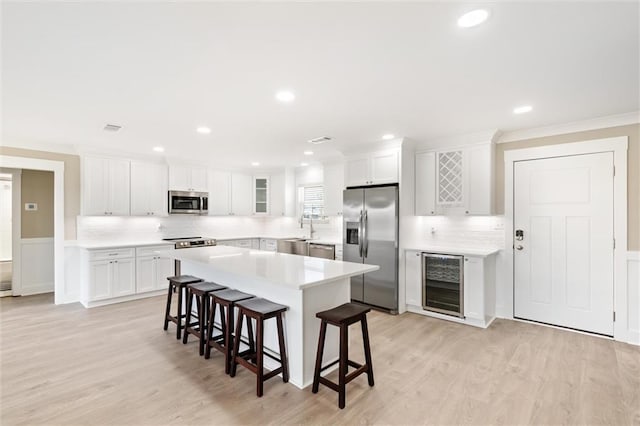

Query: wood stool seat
230;298;289;397
205;289;255;373
163;275;203;340
183;281;228;355
312;302;374;409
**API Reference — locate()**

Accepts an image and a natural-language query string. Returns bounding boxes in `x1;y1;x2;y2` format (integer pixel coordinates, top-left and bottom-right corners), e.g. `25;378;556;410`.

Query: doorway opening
0;172;13;296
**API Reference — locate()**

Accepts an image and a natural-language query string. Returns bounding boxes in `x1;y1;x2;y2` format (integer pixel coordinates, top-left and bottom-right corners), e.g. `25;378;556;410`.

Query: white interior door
514;152;614;336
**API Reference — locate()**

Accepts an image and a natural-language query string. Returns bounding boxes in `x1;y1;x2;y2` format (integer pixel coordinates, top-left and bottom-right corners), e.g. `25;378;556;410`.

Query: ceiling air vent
103;124;122;132
307;136;332;145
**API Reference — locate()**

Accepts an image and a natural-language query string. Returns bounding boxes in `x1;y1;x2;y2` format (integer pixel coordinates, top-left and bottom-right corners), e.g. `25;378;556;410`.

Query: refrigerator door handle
358;209;364;258
363;209;369;258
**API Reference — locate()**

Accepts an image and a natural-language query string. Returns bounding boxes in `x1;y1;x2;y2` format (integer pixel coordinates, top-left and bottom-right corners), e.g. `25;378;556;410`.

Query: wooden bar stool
230;298;289;397
164;275;203;340
183;281;227;355
312;303;374;409
205;289;255;374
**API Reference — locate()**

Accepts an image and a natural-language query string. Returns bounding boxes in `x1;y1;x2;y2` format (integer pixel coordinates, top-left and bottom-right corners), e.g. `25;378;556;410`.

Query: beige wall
0;147;80;240
21;170;54;238
495;124;640;250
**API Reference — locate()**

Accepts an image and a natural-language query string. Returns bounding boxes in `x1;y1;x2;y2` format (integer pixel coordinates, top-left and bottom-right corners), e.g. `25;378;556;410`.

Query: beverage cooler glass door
422;253;464;318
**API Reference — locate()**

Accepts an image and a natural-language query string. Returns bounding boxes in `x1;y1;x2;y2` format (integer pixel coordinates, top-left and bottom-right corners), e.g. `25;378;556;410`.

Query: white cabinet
323;162;345;216
169;165;208;192
260;238;278;252
231;172;252;216
404;250;422;306
86;248;135;302
82;156;130;216
130;161;168;216
208;170;232;215
253;176;270;215
345;150;398;186
136;245;174;293
415;143;494;216
404;249;496;328
270;173;285;216
335;243;344;261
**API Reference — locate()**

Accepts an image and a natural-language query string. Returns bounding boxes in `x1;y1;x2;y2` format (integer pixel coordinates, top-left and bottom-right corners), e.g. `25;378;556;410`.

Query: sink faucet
300;213;316;239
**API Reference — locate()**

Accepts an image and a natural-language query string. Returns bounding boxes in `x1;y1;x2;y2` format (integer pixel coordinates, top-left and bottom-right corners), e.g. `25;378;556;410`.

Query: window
299;184;324;219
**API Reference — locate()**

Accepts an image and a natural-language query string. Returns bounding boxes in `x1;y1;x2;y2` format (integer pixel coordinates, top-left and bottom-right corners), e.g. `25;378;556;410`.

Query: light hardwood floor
1;293;639;425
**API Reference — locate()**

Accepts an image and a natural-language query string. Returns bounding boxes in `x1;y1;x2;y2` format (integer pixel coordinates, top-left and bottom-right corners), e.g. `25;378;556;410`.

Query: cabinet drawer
235;239;252;248
136;245;174;257
89;248;135;261
265;240;277;251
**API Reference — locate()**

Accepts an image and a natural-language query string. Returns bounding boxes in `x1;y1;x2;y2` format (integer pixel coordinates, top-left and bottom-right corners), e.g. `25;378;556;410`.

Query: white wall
628;252;640;345
0;178;12;260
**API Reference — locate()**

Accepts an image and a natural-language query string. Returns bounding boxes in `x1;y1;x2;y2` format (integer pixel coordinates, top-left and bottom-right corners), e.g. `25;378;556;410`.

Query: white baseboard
20;285;54;296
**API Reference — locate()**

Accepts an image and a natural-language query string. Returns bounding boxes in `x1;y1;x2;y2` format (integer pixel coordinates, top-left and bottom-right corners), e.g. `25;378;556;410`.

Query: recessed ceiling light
196;126;211;134
382;134;395;140
303;150;314;156
300;162;309;167
152;146;165;153
457;9;489;28
275;90;295;103
251;161;260;166
513;105;533;114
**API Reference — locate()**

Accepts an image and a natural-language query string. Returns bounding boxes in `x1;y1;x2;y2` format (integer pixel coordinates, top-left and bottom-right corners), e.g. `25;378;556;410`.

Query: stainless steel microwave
168;191;208;215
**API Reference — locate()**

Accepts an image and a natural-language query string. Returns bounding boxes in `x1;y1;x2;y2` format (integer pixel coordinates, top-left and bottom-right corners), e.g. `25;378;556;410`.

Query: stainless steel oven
422;253;464;318
168;191;208;215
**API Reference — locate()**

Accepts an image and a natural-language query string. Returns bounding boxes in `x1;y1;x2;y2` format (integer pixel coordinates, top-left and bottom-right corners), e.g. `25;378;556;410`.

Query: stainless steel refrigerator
343;185;398;313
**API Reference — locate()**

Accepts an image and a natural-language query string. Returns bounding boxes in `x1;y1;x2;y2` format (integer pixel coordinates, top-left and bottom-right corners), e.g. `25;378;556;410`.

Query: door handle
358;210;363;258
363;210;369;258
515;245;524;251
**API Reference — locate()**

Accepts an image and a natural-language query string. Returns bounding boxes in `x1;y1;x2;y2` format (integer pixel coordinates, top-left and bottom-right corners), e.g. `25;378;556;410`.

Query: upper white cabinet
323;162;345;216
231;172;252;216
130;161;168;216
253;176;270;215
169;165;208;192
270;172;285;216
345;150;398;187
415;143;494;215
82;156;130;216
208;170;232;215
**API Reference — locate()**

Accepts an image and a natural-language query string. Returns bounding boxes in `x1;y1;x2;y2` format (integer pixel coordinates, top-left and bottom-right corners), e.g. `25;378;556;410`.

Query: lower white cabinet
136;246;174;293
404;249;496;328
80;244;174;307
260;238;278;252
87;248;135;302
335;243;344;261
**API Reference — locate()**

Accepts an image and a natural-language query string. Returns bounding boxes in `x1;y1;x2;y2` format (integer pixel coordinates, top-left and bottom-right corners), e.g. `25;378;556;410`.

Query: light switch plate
25;203;38;211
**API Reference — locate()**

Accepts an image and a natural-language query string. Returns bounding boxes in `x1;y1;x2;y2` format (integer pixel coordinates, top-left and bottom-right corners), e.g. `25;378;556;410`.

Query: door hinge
613;311;616;322
613;238;616;249
613;166;616;177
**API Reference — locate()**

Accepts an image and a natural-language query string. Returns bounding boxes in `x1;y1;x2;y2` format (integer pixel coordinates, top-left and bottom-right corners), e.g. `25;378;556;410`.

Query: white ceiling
2;2;638;170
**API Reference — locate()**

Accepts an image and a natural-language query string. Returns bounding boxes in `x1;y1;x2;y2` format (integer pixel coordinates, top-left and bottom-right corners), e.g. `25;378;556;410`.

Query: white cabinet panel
463;256;484;322
466;143;493;215
89;260;111;301
231;173;252;216
323;162;344;216
345;150;399;186
345;157;369;187
270;172;285;216
169;165;208;192
130;161;168;216
112;258;135;297
136;255;156;293
405;250;422;306
83;156;130;216
260;238;277;252
415;152;436;215
208;170;232;215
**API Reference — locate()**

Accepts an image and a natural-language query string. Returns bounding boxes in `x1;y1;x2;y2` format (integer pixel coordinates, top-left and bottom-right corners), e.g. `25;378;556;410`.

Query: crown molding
415;129;500;151
497;111;640;144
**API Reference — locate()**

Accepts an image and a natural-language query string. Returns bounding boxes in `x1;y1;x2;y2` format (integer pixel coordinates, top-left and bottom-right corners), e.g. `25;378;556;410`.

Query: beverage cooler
422;253;464;318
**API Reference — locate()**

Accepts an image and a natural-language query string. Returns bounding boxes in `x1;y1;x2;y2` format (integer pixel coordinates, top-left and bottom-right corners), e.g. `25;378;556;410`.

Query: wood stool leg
312;320;328;394
176;285;184;340
361;315;374;387
224;304;234;374
205;298;216;360
163;284;173;330
229;308;244;377
256;316;264;397
276;313;289;383
338;323;348;409
182;290;193;344
198;294;207;356
246;316;255;358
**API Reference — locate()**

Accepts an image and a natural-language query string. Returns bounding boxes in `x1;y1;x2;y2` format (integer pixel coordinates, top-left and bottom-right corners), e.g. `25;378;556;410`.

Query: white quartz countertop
67;240;174;249
216;235;301;241
405;246;501;257
157;246;378;290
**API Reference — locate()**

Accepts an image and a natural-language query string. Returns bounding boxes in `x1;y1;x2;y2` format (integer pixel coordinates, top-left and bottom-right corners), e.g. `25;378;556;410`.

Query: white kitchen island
157;245;378;389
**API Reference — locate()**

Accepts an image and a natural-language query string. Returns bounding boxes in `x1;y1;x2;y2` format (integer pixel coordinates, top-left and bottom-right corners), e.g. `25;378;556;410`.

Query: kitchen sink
276;238;310;256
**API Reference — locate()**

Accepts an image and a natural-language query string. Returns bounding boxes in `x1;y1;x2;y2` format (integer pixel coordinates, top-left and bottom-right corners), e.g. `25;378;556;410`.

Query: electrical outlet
25;203;38;211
